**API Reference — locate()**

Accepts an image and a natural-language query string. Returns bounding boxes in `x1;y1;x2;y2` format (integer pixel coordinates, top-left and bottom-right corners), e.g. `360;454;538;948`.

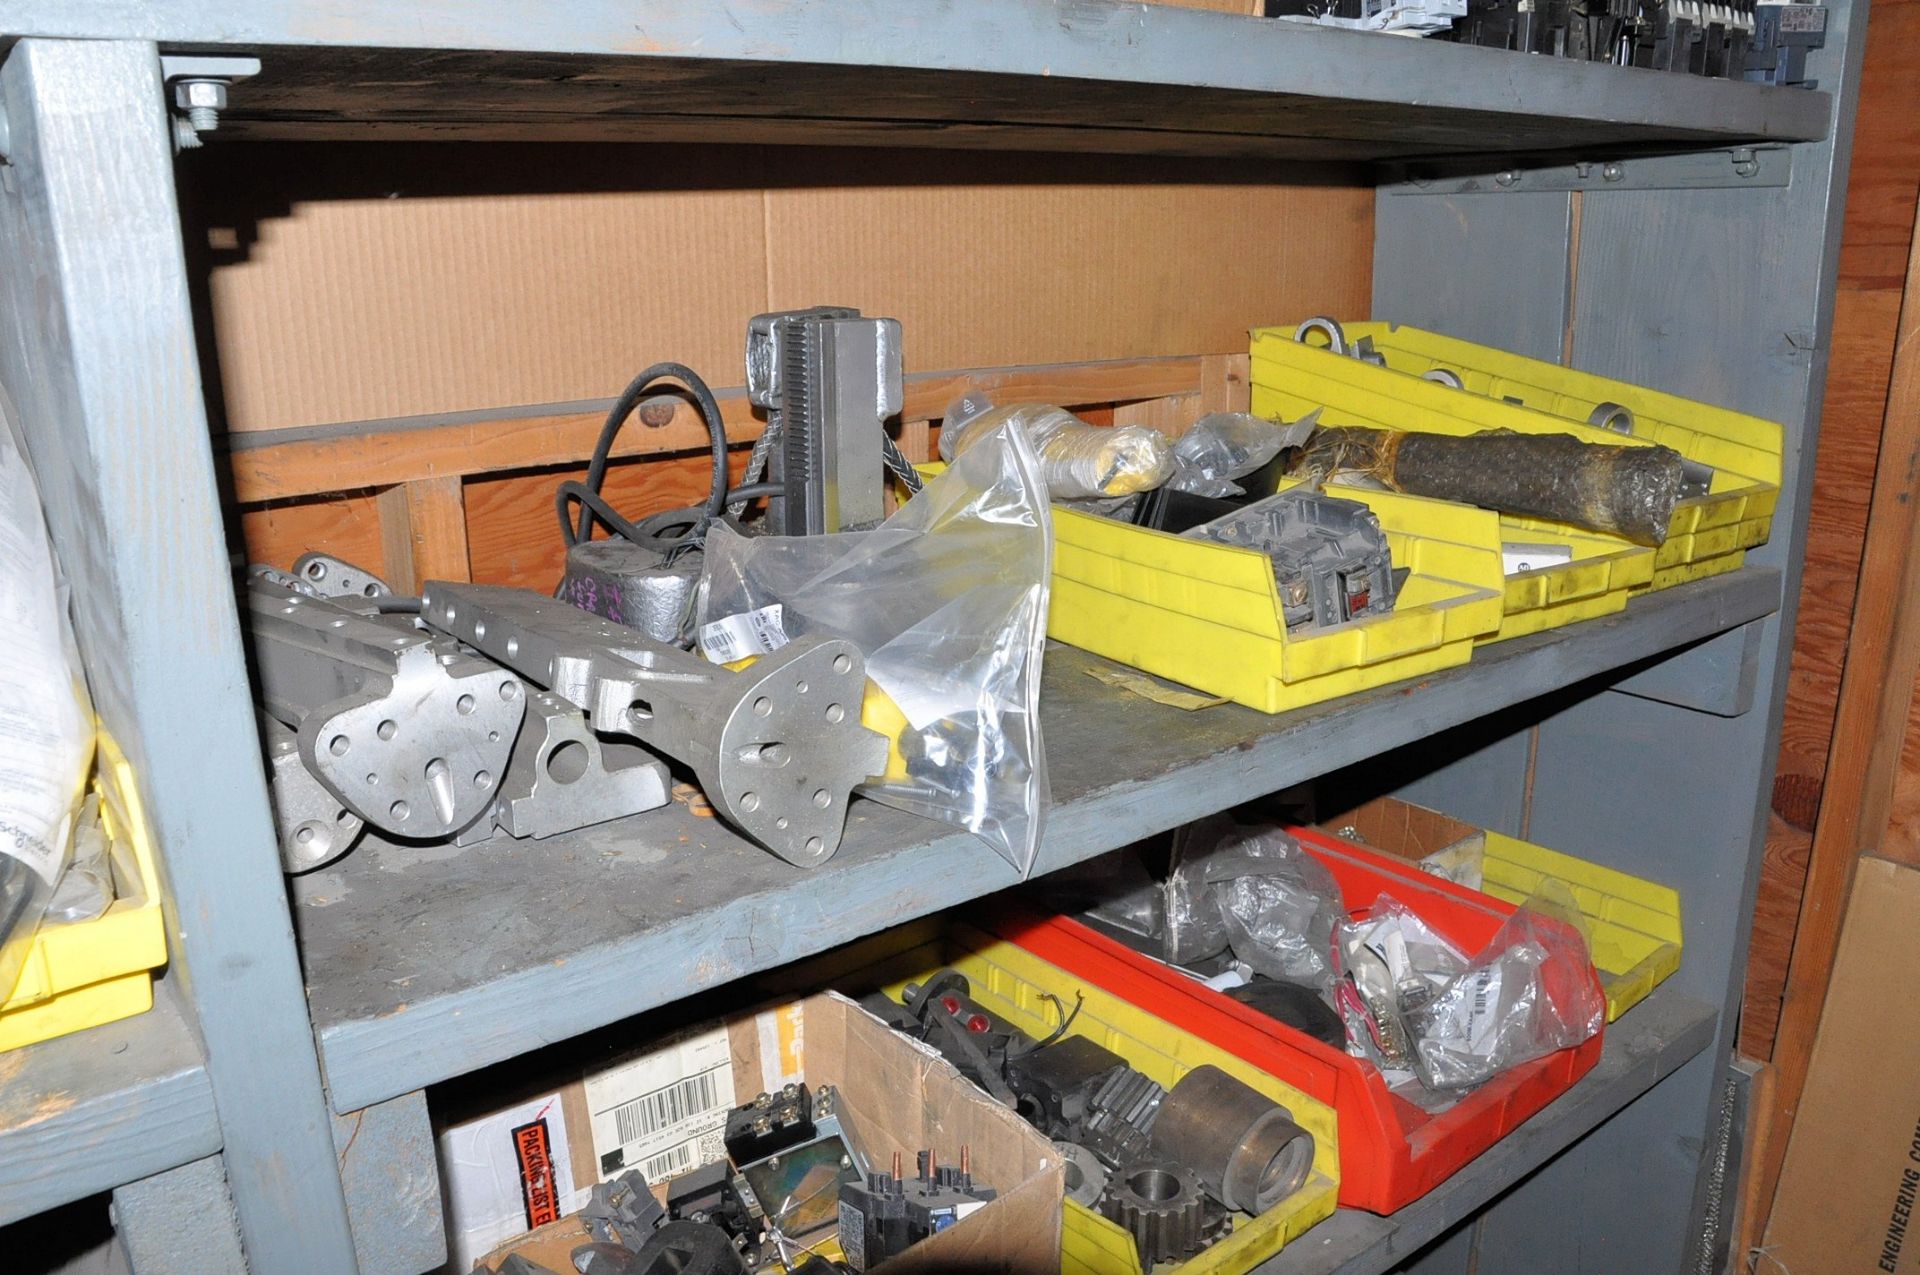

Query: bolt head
1601;162;1625;182
173;80;228;110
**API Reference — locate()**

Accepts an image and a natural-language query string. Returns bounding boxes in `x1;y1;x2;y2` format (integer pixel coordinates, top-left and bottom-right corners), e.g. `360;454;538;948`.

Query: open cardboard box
474;991;1062;1273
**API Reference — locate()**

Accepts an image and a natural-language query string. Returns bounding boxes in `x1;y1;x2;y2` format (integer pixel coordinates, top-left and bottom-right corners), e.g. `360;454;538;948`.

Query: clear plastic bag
45;793;112;924
1407;882;1606;1090
697;419;1052;873
1167;816;1344;986
1166;412;1314;498
940;393;1172;500
0;394;94;1000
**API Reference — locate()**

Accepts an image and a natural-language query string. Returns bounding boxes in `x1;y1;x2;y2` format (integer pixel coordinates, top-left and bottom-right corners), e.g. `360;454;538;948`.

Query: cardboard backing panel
186;144;1371;434
1760;856;1920;1274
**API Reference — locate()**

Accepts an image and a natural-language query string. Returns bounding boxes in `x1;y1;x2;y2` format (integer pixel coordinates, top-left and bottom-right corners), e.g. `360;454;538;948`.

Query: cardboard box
457;992;1061;1273
1759;857;1920;1275
185;143;1371;433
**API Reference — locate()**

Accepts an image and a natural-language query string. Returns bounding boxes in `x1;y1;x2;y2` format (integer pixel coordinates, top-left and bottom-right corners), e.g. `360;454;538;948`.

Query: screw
171;79;229;136
1494;169;1520;188
1730;147;1759;178
1601;162;1625;183
1573;161;1593;179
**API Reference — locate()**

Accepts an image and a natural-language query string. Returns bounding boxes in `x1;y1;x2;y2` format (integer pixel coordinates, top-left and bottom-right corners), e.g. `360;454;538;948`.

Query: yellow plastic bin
1488;518;1653;642
0;731;168;1052
1249;324;1783;592
1051;480;1505;714
1476;831;1682;1022
1328;797;1681;1022
826;917;1340;1275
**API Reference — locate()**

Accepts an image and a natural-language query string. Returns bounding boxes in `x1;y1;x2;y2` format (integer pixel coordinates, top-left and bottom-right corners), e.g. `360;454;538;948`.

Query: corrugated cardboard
465;993;1061;1273
1321;795;1482;862
187;144;1370;432
1759;856;1920;1275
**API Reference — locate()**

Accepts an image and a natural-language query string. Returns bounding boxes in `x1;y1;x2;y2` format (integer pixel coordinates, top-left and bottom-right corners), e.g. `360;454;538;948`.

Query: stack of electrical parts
487;1081;994;1275
1259;0;1826;85
1014;810;1624;1213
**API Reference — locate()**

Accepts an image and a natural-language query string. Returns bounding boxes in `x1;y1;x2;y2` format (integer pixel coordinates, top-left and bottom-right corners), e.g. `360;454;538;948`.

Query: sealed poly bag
940;393;1172;500
1406;882;1606;1090
1166;412;1315;499
0;396;94;1001
1167;816;1344;986
698;421;1052;872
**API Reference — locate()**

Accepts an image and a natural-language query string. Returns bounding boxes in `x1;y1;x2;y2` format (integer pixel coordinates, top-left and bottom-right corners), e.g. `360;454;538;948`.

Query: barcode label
699;604;788;663
612;1070;722;1148
584;1024;734;1183
641;1140;700;1183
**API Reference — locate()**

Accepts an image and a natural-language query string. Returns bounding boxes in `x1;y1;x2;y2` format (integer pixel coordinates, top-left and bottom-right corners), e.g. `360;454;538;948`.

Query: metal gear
1100;1161;1209;1265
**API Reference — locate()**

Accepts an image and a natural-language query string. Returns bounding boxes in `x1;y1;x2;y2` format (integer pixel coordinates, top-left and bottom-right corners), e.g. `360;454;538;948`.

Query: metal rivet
1601;162;1625;183
1494;169;1520;188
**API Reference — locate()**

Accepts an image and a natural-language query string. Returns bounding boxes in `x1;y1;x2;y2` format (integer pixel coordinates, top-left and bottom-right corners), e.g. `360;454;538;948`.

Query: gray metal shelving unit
0;2;1862;1271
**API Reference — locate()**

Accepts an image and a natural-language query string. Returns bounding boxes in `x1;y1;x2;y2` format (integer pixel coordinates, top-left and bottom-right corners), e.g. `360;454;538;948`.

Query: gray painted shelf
0;0;1831;160
294;565;1777;1113
0;981;220;1226
1259;985;1719;1274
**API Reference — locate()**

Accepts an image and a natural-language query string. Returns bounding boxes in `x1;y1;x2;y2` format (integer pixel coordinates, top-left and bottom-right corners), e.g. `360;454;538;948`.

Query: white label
699;604;788;663
1501;542;1573;576
439;1091;586;1271
585;1024;735;1184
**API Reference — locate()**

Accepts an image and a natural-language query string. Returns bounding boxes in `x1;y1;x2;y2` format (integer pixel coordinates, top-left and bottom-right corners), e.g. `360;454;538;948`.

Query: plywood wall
1741;0;1920;1057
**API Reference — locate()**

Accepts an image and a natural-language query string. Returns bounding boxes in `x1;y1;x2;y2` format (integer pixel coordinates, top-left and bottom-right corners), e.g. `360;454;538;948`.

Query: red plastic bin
988;826;1606;1215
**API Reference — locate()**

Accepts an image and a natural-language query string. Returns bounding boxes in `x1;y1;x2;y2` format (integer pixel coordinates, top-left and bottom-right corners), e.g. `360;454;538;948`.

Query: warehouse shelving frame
0;3;1862;1271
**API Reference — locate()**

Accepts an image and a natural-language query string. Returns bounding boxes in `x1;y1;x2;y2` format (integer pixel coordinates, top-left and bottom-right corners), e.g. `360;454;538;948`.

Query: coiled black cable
559;362;732;549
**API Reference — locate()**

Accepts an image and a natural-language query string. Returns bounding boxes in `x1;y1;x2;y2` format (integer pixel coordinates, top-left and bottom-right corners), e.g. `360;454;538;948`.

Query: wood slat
226;357;1205;502
376;477;472;592
1750;197;1920;1246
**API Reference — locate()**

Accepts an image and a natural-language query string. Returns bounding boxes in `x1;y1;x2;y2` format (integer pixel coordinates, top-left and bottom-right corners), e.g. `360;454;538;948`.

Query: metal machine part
1055;1141;1109;1208
1080;1067;1168;1169
624;1220;750;1275
261;714;365;873
289;551;392;601
1100;1161;1212;1264
419;583;887;866
1151;1065;1316;1215
247;576;526;839
561;536;701;645
745;306;903;535
1004;1035;1129;1134
494;692;671;839
1188;489;1399;630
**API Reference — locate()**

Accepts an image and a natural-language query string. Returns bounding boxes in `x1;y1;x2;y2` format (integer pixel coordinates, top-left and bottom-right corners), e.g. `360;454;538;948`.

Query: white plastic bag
1407;884;1606;1090
0;396;94;1000
941;393;1172;500
697;420;1052;872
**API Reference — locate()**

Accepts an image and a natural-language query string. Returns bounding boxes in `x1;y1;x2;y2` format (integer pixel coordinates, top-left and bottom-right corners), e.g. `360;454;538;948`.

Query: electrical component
745;306;903;536
726;1084;866;1238
1150;1065;1316;1215
665;1162;758;1242
1187;489;1400;630
1743;1;1826;85
836;1150;996;1271
579;1168;666;1248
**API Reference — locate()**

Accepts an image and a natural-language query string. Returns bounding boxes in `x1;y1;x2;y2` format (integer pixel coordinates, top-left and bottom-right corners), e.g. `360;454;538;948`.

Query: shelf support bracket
1386;147;1792;195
